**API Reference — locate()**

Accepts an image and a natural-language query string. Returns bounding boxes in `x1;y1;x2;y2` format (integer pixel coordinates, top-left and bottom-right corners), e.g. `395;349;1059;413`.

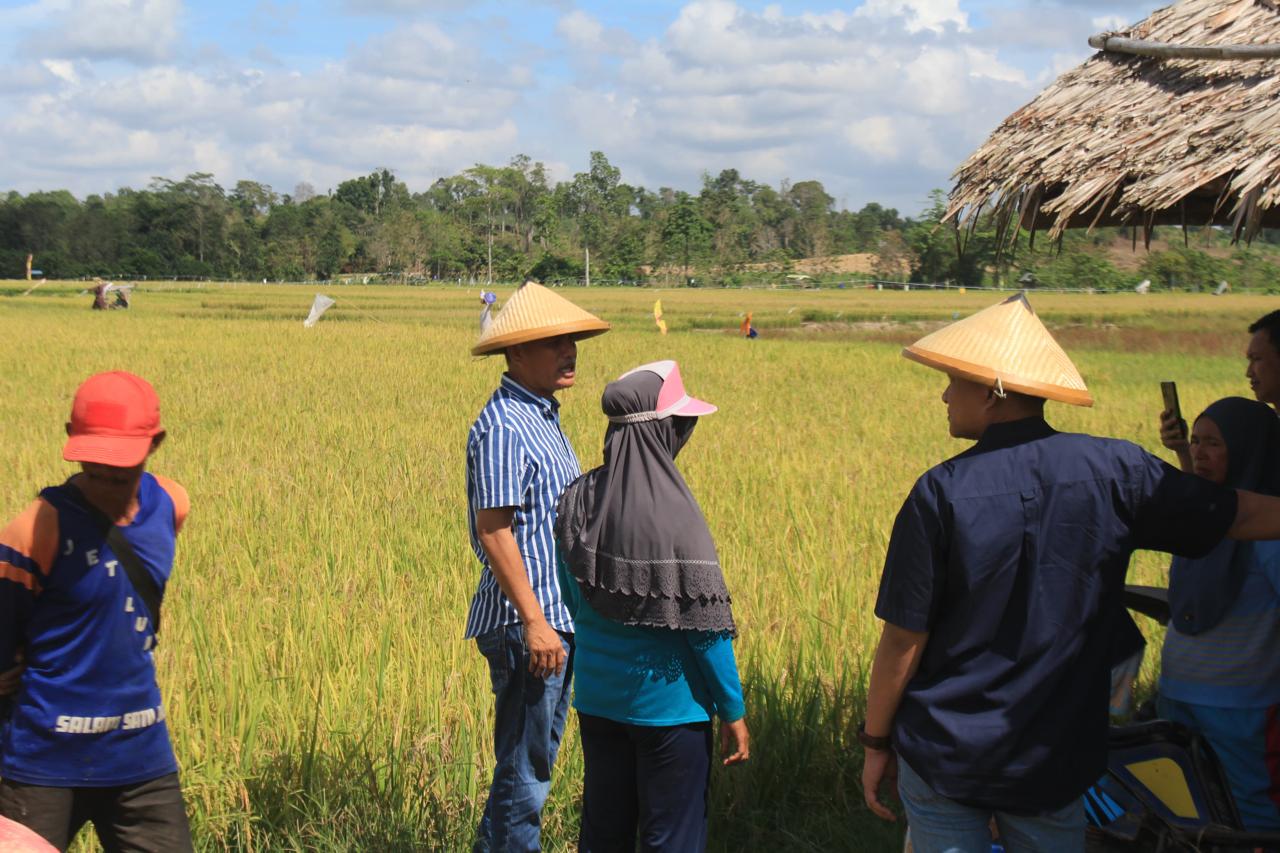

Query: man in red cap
0;371;193;852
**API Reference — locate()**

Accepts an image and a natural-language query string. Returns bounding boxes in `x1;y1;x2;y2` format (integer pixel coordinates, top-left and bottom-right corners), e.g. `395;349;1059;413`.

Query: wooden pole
1089;34;1280;61
25;254;32;281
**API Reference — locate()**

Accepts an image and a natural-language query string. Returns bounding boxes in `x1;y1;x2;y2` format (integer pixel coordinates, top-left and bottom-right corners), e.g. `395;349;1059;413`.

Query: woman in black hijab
1159;396;1280;832
556;360;749;852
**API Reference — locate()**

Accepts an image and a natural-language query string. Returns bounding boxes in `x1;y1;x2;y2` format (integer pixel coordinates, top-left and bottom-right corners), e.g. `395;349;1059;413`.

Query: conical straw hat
472;281;610;356
902;293;1093;407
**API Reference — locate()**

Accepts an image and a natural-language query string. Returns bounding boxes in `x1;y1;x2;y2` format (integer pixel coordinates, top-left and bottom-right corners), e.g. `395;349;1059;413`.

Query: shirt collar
501;373;560;414
974;416;1056;452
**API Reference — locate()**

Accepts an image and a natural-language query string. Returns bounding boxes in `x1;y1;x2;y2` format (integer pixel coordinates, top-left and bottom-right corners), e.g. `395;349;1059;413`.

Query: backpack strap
63;482;163;639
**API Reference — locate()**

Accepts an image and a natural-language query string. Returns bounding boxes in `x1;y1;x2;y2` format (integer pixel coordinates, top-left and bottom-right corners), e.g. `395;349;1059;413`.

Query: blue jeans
474;624;574;853
1158;696;1280;831
897;757;1085;853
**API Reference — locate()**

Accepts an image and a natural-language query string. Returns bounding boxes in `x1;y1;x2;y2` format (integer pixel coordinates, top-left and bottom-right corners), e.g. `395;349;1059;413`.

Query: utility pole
585;246;590;287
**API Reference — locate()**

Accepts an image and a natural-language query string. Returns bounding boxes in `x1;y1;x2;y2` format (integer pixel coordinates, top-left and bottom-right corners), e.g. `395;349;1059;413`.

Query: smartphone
1161;381;1186;439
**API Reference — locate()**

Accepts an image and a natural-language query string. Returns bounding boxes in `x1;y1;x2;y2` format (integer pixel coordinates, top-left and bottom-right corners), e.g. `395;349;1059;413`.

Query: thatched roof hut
946;0;1280;247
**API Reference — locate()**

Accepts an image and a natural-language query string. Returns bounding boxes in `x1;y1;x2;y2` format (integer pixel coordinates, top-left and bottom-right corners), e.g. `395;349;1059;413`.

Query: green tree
566;151;623;285
661;192;712;284
786;180;833;258
334;168;409;219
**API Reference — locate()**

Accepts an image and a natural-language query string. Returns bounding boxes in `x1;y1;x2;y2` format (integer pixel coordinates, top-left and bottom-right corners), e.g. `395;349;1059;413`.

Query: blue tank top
1;474;179;786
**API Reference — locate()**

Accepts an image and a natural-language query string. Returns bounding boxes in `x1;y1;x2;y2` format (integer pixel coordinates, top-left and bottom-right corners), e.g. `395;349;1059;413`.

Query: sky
0;0;1154;216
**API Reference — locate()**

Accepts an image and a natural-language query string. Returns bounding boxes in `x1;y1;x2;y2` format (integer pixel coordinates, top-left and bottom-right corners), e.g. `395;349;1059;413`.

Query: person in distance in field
1160;309;1280;471
555;361;749;852
860;294;1280;853
0;372;193;852
464;281;609;853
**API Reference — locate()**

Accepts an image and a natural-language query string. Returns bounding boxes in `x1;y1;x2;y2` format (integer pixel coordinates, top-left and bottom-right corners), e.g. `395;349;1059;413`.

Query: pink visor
608;360;717;423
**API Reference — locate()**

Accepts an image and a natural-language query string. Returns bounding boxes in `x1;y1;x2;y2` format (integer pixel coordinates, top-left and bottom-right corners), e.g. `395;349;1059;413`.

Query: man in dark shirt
860;295;1280;852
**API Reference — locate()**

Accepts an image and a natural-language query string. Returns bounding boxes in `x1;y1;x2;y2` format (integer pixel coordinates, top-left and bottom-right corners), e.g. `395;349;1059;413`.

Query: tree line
0;153;948;284
3;152;1278;289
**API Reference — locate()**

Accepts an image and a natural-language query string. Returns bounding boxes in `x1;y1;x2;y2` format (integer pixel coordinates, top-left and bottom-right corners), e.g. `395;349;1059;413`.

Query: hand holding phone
1160;381;1188;448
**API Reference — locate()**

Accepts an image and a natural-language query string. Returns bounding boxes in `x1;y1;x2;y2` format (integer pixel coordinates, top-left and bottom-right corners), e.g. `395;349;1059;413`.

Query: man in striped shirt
465;282;608;852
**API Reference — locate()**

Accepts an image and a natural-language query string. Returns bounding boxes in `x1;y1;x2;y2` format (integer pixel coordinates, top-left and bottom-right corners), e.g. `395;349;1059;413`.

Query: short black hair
1007;390;1047;410
1248;310;1280;350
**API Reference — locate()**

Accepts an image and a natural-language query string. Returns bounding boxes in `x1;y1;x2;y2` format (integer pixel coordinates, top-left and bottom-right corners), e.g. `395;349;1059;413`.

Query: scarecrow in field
464;281;609;853
0;372;193;851
860;294;1280;852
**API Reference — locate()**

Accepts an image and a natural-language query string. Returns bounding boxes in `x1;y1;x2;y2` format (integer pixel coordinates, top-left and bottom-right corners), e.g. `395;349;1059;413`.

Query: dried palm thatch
946;0;1280;248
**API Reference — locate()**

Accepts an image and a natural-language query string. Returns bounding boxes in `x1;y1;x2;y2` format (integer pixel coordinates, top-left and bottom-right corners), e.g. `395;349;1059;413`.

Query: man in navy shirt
860;295;1280;852
465;282;608;853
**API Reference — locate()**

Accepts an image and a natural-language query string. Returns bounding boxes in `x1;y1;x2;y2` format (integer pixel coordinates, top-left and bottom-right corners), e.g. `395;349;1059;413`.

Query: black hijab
1169;397;1280;635
555;370;735;634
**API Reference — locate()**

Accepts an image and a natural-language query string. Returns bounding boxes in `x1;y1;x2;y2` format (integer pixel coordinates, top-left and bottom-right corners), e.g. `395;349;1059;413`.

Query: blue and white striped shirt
464;374;580;639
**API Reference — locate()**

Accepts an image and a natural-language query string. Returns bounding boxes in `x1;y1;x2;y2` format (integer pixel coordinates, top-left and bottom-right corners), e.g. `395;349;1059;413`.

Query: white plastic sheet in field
304;294;336;327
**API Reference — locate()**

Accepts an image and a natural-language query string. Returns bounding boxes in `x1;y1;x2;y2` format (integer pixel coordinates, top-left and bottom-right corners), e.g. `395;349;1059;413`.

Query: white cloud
549;0;1032;211
1090;14;1131;32
845;115;898;161
0;10;533;197
855;0;968;35
41;59;78;84
30;0;182;64
0;0;1150;214
557;10;604;51
340;0;472;14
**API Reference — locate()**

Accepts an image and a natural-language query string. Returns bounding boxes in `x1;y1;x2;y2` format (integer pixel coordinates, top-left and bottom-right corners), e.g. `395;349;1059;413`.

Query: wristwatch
857;721;892;752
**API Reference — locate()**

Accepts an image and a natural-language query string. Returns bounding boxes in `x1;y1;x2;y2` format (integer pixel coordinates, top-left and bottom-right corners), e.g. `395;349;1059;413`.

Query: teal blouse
557;557;745;726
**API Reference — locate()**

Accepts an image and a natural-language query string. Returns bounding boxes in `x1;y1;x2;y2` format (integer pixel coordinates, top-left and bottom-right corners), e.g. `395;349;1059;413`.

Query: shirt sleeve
685;632;746;723
0;500;59;668
1129;451;1237;558
471;425;531;511
875;478;947;633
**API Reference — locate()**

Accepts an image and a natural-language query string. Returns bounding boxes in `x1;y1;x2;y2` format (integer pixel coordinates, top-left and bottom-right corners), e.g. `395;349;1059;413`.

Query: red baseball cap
63;372;164;468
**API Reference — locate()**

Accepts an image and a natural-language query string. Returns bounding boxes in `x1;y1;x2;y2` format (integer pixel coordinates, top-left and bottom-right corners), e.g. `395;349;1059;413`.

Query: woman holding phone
1159;396;1280;831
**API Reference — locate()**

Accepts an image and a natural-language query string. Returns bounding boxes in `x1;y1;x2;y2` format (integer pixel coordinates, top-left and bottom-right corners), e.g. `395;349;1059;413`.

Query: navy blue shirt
876;417;1236;812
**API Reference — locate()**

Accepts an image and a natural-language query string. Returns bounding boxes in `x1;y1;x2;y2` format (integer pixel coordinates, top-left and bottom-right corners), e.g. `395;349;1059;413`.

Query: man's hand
0;651;26;697
524;619;566;678
720;718;750;765
862;747;899;822
477;506;565;679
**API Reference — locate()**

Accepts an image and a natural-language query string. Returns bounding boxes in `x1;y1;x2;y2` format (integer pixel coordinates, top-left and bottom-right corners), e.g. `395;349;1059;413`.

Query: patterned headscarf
1169;397;1280;635
555;369;735;633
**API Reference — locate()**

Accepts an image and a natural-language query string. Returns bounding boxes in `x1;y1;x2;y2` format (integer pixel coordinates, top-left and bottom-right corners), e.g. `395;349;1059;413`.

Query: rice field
0;281;1271;851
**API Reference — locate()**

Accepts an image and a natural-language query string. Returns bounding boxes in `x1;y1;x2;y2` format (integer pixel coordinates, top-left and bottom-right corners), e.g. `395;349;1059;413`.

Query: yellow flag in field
654;299;668;335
